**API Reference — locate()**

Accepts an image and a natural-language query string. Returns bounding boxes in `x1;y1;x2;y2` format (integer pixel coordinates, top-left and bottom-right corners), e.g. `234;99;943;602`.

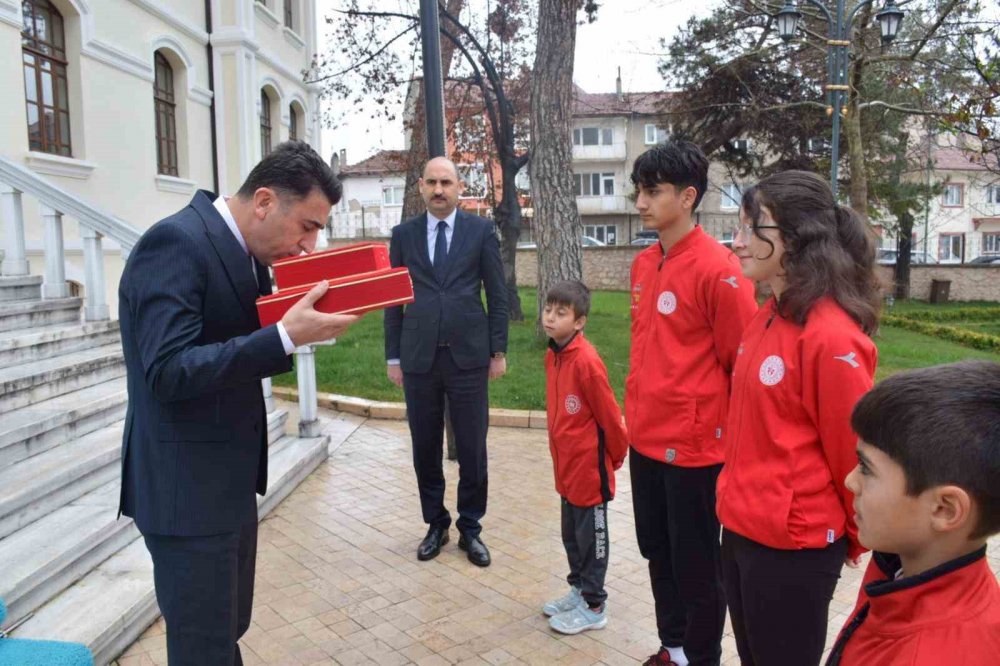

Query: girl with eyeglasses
715;170;883;665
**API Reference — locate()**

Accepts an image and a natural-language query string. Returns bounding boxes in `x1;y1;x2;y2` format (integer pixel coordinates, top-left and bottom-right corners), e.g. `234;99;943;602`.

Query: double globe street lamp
775;0;905;197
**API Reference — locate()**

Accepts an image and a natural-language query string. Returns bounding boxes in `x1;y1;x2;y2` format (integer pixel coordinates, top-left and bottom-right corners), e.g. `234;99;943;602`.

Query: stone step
0;297;82;332
0;343;125;413
0;407;291;628
9;430;331;665
0;421;122;540
0;482;137;629
0;378;128;469
0;320;120;369
0;275;42;302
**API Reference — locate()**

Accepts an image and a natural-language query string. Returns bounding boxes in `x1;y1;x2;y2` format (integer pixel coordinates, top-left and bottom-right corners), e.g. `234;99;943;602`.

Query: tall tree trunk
894;212;914;300
401;0;465;221
530;0;584;335
493;160;526;321
845;4;874;220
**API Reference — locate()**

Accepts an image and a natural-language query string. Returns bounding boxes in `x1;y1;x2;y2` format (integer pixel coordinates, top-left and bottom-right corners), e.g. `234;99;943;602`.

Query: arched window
22;0;71;156
288;104;298;141
154;52;178;176
260;90;272;157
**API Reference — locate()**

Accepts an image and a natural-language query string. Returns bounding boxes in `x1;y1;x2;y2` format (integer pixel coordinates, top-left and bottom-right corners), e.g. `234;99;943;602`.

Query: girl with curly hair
715;170;883;666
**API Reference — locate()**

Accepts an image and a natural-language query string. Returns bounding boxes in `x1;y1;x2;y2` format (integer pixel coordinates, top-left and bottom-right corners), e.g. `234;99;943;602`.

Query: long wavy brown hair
741;170;883;335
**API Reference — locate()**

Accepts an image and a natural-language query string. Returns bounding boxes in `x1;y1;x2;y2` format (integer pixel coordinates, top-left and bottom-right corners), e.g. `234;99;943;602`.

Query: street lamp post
776;0;904;198
419;0;447;158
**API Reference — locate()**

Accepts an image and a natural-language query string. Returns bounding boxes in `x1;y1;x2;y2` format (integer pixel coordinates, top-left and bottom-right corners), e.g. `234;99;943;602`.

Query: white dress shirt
213;196;296;355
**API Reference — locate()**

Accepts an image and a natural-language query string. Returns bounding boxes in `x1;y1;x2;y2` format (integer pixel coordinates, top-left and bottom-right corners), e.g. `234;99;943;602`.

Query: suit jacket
117;190;293;536
384;210;508;374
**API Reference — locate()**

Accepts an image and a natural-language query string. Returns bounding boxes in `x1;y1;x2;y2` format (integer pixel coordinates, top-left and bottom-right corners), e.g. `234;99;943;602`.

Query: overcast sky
318;0;705;166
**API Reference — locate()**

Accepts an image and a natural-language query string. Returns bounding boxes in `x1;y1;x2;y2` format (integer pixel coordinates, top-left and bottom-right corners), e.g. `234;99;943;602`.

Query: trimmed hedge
882;315;1000;353
890;307;1000;323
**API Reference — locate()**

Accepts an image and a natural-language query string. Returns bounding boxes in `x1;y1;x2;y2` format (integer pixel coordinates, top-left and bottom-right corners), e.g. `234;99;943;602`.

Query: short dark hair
236;141;342;205
851;361;1000;540
630;140;709;210
545;280;591;319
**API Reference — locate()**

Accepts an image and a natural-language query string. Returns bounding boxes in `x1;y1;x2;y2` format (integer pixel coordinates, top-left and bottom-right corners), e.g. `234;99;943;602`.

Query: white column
261;377;275;413
40;204;69;298
81;226;110;321
0;183;29;276
294;344;320;437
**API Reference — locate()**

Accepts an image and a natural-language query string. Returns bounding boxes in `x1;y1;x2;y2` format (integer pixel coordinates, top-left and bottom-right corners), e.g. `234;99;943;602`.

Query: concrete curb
272;385;548;430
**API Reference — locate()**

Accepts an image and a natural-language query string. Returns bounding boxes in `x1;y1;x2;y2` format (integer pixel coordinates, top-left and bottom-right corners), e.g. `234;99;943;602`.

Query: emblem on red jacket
657;291;677;315
565;395;582;414
759;355;785;386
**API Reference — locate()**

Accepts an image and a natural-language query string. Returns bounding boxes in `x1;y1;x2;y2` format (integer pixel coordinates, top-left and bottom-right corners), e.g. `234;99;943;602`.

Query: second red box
272;241;390;290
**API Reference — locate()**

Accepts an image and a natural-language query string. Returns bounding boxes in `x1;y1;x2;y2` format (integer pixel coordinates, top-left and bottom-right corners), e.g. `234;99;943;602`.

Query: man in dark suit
384;157;509;567
118;142;358;665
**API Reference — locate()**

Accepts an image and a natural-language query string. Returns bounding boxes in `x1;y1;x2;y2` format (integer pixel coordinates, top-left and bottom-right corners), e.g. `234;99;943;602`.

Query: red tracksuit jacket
716;297;876;560
626;226;758;467
827;548;1000;665
545;333;629;507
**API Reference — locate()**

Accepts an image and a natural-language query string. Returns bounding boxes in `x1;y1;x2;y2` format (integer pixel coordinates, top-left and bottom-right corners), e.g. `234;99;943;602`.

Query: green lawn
273;291;1000;410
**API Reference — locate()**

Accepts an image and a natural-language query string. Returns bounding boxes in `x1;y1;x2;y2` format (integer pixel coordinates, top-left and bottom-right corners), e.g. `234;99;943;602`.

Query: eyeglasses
734;222;780;240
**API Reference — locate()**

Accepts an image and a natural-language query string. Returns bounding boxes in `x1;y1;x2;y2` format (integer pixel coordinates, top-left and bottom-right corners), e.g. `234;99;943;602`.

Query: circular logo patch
759;355;785;386
565;395;582;414
657;291;677;315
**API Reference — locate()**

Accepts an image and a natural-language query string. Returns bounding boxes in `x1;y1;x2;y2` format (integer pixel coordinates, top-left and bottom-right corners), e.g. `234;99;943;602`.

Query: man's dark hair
630;140;709;210
851;360;1000;540
236;140;342;205
545;280;591;319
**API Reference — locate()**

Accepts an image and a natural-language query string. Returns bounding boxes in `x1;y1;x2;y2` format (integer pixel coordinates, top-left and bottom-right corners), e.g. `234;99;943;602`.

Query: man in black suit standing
384;157;509;567
118;142;359;665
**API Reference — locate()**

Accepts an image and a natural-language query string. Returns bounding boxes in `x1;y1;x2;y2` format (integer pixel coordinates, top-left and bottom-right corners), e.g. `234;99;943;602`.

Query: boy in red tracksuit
540;280;629;636
826;361;1000;666
626;142;758;666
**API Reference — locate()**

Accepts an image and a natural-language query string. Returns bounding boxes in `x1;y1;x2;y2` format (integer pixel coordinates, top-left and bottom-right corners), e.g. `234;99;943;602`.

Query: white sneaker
542;586;583;617
548;603;607;635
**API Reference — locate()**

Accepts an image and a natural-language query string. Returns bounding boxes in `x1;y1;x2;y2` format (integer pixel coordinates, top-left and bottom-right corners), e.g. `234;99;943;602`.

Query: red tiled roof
573;86;674;116
339;149;410;177
932;146;996;171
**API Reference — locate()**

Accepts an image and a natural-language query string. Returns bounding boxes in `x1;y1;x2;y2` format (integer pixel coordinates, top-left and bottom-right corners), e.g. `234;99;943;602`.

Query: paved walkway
116;410;1000;666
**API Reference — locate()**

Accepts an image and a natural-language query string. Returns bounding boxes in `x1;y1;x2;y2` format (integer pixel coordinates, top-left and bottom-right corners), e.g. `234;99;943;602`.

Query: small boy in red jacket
828;360;1000;665
540;280;629;636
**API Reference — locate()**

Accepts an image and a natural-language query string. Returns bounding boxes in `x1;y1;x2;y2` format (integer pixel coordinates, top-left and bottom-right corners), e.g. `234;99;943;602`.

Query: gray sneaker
542;586;583;617
548;603;607;635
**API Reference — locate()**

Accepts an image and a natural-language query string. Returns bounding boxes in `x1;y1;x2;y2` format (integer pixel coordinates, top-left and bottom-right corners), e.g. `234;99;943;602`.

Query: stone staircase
0;274;330;664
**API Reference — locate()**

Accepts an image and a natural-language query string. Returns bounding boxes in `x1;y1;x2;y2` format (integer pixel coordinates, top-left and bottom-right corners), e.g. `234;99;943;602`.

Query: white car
517;236;606;249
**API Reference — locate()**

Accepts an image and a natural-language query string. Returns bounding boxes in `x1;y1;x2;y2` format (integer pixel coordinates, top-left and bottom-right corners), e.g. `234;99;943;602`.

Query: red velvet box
271;242;390;290
256;267;414;327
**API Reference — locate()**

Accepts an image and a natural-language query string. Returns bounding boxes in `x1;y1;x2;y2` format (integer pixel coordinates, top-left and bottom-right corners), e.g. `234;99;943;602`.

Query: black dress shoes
458;533;491;567
417;525;449;561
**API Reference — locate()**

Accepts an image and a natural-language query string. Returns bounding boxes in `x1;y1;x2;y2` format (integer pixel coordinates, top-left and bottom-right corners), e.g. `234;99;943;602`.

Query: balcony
576;195;630;215
572;143;627;162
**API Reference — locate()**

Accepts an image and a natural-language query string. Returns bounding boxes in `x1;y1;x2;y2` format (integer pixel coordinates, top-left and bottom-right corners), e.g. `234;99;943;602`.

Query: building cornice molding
155;174;197;194
0;0;21;29
82;39;154;82
124;0;208;44
254;1;281;30
283;26;305;50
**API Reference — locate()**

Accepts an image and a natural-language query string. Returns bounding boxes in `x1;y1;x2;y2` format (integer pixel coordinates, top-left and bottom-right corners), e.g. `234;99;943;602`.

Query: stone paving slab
116;410;1000;666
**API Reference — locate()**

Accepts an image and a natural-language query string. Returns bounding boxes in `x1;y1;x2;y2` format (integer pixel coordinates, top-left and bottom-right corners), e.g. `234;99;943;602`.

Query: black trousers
143;519;258;666
404;347;489;537
630;448;725;666
561;498;610;607
721;528;847;666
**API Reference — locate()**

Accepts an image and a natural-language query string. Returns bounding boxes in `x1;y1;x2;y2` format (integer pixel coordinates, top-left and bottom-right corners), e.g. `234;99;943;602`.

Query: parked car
969;255;1000;265
516;235;606;250
876;249;939;265
630;230;659;246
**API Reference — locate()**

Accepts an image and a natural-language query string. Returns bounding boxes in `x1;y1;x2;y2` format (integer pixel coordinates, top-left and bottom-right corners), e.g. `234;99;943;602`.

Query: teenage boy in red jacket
541;280;629;636
826;360;1000;666
626;142;758;666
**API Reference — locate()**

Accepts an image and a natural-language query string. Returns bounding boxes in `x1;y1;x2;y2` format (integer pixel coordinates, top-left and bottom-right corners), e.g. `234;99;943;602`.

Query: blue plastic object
0;598;94;666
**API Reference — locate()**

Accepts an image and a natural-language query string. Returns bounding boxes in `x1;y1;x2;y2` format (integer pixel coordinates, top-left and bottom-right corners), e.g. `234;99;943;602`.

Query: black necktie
434;220;448;280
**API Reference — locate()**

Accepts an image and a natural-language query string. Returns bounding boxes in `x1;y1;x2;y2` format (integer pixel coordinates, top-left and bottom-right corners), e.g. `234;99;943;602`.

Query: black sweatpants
721;528;847;666
629;448;725;666
561;498;610;607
